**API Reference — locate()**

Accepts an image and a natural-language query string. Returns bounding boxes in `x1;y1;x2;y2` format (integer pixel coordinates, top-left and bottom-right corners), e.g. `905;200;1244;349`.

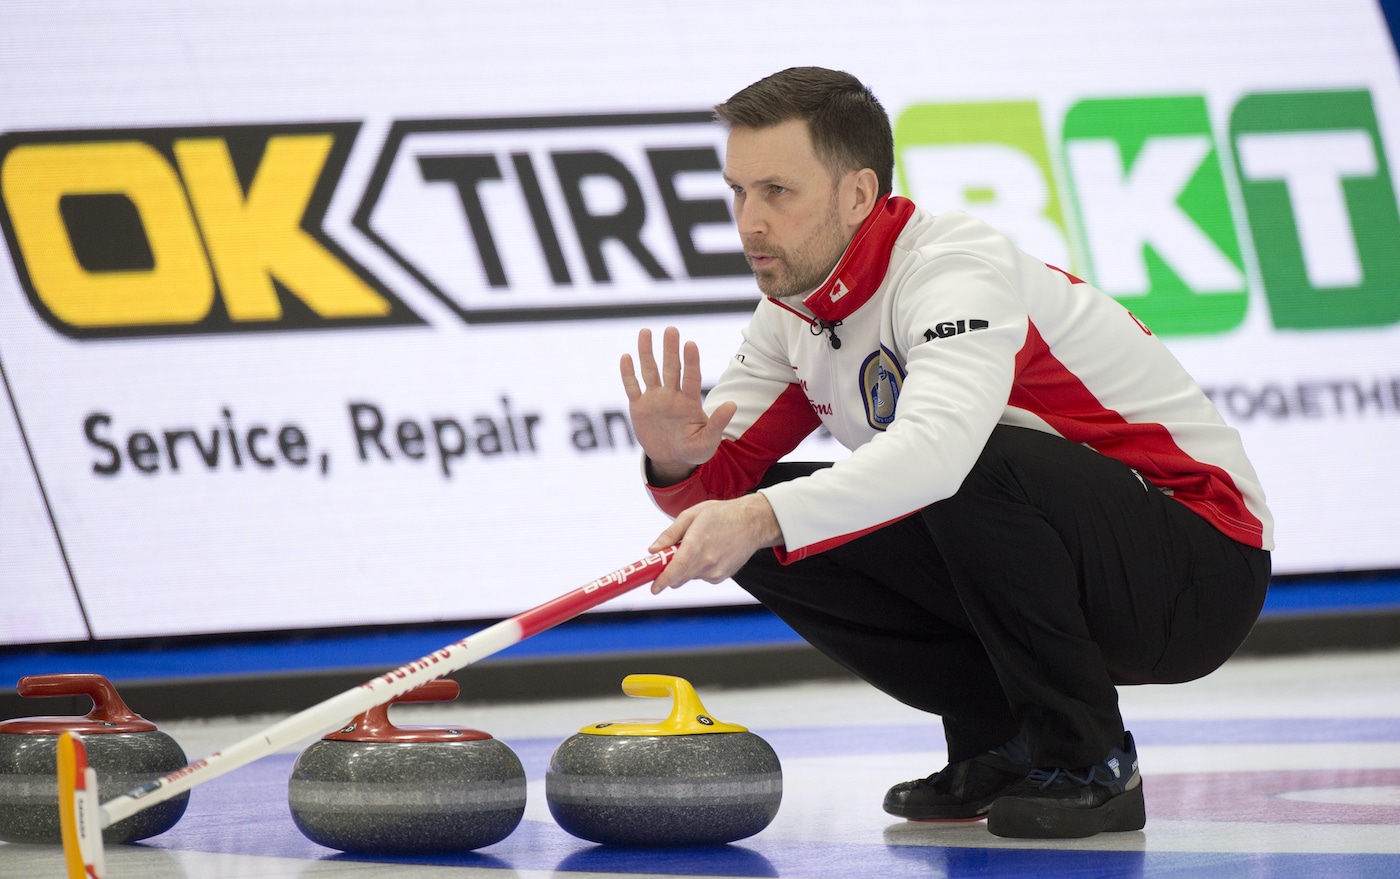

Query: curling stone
0;673;189;844
546;674;782;847
288;679;525;854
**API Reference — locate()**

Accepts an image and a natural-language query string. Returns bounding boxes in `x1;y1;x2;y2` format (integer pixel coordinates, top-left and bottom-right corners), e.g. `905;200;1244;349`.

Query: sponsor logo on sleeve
924;319;990;341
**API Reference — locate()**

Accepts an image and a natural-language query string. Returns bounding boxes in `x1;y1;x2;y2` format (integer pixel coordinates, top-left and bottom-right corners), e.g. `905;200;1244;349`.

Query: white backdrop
2;1;1398;644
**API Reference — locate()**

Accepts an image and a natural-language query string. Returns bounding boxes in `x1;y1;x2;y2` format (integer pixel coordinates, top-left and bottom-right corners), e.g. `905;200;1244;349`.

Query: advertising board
2;1;1398;643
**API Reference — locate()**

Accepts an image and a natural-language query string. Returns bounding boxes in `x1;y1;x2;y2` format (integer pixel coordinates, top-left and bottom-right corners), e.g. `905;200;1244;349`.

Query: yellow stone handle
579;674;748;736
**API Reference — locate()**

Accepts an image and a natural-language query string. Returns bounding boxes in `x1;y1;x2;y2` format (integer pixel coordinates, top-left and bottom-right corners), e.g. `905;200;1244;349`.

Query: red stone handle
386;679;460;705
324;678;491;743
3;673;157;734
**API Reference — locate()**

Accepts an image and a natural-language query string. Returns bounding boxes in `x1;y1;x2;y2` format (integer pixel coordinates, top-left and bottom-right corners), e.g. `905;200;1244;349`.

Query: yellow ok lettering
174;135;391;320
1;141;214;327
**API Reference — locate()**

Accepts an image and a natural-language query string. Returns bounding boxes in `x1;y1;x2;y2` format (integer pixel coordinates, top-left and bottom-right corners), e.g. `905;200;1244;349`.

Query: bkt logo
0;123;421;338
895;89;1400;335
352;112;753;323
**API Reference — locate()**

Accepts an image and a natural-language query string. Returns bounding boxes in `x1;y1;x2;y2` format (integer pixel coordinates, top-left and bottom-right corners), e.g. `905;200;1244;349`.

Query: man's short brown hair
714;67;894;197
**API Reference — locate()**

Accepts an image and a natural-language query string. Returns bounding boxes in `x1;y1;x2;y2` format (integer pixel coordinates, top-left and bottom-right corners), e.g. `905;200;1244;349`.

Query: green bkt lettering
0;124;422;338
894;101;1074;272
1231;90;1400;330
1062;96;1246;336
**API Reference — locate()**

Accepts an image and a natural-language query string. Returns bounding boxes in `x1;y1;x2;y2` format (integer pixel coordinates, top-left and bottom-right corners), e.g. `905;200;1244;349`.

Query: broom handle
98;546;677;827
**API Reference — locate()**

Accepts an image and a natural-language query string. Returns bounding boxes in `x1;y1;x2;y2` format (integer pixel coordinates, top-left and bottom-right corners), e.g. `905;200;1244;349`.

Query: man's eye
770;185;786;195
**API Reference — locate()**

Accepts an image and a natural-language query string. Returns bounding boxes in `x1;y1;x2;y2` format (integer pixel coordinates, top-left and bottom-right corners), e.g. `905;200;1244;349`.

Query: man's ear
844;167;881;231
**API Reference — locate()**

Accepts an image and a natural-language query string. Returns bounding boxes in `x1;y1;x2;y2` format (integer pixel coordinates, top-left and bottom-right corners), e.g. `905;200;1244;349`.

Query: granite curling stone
0;673;189;844
288;679;525;854
546;674;782;847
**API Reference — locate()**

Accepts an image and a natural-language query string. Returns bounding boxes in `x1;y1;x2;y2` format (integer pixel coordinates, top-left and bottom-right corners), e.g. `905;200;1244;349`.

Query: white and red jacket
648;195;1273;562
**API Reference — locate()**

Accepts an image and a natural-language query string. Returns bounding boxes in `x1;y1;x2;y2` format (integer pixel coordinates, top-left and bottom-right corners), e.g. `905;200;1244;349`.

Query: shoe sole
883;798;996;822
986;782;1146;839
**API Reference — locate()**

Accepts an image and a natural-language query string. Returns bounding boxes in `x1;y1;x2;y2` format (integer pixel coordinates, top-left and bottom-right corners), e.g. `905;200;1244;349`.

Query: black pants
734;425;1270;769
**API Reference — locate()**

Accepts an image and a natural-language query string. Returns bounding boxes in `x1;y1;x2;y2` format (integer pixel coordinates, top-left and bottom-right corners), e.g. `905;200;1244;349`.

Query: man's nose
735;198;765;238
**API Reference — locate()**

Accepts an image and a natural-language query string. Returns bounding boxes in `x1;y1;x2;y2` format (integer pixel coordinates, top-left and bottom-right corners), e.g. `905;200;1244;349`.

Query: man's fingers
704;401;738;443
619;354;641;401
635;326;703;399
661;326;683;388
680;340;704;397
650;543;690;593
649;516;687;554
649;509;695;593
652;540;733;592
636;328;661;388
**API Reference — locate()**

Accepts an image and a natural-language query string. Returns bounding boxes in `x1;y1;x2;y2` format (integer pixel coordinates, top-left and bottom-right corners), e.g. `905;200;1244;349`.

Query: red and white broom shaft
95;546;677;829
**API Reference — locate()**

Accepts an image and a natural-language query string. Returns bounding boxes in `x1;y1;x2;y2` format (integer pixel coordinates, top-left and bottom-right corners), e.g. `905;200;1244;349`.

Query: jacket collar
795;194;916;322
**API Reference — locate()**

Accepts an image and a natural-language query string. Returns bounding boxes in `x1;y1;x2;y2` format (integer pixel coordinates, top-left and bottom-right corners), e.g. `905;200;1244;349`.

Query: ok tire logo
0;123;422;338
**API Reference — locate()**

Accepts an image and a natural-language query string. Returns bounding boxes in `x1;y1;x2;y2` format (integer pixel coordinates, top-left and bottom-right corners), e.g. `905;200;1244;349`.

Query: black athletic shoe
987;731;1146;839
883;739;1031;821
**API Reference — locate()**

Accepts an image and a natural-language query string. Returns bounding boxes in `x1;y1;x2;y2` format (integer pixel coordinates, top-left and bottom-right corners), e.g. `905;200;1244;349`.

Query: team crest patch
859;347;905;430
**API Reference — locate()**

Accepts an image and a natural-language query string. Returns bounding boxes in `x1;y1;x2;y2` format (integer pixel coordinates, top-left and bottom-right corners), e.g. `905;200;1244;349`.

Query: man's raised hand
620;327;737;484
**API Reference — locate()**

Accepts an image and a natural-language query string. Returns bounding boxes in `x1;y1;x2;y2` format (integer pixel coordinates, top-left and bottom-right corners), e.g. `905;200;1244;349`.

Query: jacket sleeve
647;308;822;517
